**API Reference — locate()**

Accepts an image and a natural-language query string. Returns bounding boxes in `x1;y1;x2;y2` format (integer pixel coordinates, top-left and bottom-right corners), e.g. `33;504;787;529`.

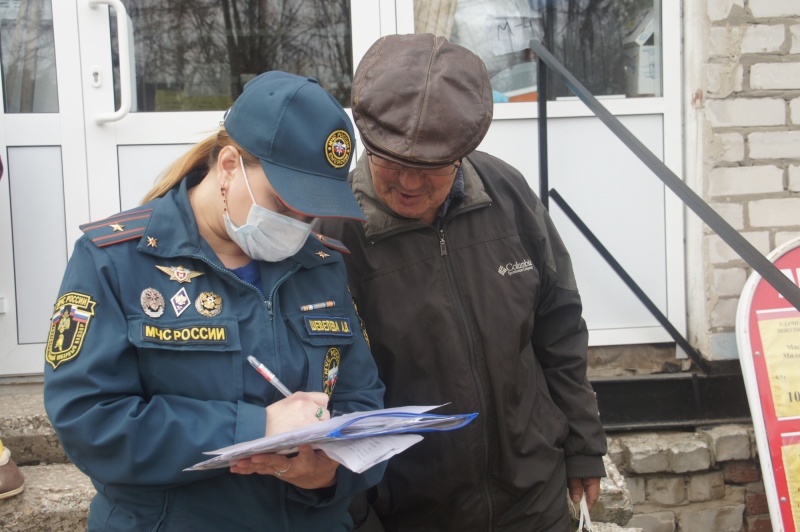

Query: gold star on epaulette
316;234;326;241
110;223;125;232
147;236;158;248
316;251;330;259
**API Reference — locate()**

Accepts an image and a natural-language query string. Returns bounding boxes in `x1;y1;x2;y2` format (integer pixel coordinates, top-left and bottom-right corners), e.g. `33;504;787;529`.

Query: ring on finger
315;406;324;419
275;464;291;476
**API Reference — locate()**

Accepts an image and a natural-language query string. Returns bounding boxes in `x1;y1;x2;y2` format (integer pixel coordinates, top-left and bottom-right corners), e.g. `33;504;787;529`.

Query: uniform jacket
44;173;385;531
317;152;607;531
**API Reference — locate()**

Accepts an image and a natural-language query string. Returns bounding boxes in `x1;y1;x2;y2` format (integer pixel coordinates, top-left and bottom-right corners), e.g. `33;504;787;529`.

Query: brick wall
688;0;800;360
607;425;771;531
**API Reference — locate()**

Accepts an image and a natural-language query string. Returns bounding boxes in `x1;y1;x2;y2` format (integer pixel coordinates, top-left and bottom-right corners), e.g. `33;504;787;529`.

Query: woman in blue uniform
43;72;385;531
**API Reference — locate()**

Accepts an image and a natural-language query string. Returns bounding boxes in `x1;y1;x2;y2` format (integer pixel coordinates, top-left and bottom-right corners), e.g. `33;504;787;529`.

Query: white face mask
223;157;312;262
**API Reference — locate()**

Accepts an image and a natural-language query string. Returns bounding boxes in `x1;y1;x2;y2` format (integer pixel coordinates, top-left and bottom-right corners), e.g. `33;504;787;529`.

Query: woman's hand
264;391;330;436
229;445;339;490
228;392;336;488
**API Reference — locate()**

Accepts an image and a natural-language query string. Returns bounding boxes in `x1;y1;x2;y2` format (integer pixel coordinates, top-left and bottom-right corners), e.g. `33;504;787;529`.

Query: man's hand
568;477;601;508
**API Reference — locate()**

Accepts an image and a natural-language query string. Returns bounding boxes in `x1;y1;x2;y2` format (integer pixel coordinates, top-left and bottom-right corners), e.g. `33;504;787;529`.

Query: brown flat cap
352;33;493;168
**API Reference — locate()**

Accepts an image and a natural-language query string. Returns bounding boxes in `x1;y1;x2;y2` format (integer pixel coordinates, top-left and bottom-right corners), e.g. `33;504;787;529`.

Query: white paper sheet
316;434;424;474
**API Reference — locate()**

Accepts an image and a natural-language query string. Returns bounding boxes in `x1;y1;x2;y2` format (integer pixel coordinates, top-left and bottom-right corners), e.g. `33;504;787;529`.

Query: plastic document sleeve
185;405;477;472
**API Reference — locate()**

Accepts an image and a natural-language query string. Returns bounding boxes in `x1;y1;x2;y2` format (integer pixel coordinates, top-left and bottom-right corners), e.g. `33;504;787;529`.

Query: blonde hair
141;127;260;204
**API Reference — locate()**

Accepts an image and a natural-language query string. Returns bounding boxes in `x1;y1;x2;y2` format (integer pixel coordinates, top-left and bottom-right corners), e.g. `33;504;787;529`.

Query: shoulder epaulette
79;208;153;248
312;232;350;254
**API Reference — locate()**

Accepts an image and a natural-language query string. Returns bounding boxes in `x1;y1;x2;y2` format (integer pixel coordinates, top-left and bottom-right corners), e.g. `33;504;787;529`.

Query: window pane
111;0;353;112
8;145;67;344
0;0;59;113
413;0;661;102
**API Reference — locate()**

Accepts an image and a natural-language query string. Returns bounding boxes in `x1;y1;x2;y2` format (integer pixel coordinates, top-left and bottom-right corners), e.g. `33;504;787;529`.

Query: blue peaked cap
224;71;365;221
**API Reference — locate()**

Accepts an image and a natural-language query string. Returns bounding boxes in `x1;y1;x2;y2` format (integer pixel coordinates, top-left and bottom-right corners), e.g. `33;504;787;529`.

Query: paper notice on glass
486;15;542;55
185;405;476;472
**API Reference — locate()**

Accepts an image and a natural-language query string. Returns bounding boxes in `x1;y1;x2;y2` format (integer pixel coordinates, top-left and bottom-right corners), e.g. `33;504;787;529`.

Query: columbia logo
497;259;534;276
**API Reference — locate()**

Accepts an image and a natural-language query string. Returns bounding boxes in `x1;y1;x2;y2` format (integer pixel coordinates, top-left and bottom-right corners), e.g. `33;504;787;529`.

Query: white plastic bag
576;492;593;531
568;491;594;532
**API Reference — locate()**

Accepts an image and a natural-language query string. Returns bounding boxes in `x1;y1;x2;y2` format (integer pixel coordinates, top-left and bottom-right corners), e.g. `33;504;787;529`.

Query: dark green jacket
317;152;606;531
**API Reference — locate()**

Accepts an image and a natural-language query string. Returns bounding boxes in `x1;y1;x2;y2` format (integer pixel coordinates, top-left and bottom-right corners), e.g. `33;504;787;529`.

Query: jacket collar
137;172;338;271
137;172;205;259
350;154;492;241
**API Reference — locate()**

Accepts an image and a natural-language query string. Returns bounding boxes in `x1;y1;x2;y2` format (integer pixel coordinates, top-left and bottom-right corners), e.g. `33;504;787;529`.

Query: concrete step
0;463;93;531
0;383;637;529
1;389;68;466
0;383;92;530
0;464;642;532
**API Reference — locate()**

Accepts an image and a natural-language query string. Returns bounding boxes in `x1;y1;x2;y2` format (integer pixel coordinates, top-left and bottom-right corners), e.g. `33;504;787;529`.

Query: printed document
186;405;476;473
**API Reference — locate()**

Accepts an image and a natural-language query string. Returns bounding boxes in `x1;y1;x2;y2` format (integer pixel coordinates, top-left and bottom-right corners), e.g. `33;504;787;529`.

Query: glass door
79;0;368;215
0;0;380;377
0;0;88;376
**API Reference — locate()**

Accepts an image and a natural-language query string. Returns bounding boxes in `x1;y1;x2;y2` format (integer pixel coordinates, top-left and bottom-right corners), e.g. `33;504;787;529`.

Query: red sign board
737;237;800;532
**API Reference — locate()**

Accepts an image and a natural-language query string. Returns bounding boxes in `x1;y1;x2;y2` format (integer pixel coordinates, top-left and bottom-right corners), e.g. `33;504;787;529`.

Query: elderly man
318;33;607;531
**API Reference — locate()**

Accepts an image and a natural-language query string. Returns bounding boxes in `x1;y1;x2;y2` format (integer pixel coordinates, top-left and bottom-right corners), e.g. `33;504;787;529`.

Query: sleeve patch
46;292;97;369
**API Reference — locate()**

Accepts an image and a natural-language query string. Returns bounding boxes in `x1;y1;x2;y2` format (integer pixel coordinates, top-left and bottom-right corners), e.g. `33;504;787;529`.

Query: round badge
325;130;352;169
323;347;341;396
195;291;223;317
140;288;165;318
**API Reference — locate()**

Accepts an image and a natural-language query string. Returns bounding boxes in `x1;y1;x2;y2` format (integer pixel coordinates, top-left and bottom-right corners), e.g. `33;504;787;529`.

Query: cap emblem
325;130;351;169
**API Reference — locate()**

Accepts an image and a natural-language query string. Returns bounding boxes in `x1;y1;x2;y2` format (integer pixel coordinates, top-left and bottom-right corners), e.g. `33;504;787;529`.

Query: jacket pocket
128;317;242;400
285;311;355;395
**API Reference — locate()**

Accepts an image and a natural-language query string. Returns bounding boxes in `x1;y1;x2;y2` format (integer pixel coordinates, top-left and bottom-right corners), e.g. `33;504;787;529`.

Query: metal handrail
549;189;712;374
530;39;800;314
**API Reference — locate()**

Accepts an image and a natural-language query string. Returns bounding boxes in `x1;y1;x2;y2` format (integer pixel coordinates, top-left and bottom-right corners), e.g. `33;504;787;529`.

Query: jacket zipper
266;267;301;377
266;267;299;320
437;229;494;529
192;254;299;400
192;256;301;531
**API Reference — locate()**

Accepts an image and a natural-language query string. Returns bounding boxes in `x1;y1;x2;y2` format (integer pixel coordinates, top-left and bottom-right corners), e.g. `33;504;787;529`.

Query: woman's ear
216;146;240;188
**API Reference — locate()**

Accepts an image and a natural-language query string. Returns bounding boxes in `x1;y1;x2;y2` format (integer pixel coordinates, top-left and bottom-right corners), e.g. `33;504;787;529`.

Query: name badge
304;316;353;337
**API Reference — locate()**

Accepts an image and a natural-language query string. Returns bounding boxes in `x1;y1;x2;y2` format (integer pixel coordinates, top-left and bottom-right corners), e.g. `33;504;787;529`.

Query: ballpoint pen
247;355;292;398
